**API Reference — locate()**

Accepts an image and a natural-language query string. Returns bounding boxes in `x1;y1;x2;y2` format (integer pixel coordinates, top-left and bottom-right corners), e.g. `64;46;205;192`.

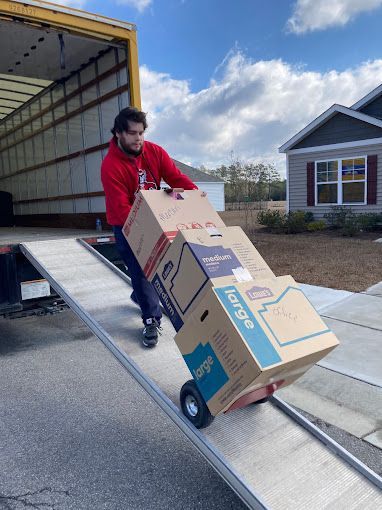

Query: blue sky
59;0;382;174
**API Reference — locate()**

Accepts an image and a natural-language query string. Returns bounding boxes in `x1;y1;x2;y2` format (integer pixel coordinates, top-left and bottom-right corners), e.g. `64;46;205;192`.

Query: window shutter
307;161;315;206
367;155;377;205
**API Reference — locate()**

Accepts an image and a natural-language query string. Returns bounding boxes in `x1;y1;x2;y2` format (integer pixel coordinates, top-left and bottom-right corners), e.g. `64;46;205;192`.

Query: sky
55;0;382;175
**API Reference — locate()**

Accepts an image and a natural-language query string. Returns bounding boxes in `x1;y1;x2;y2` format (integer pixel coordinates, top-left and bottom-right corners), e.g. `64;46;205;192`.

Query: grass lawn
219;210;382;292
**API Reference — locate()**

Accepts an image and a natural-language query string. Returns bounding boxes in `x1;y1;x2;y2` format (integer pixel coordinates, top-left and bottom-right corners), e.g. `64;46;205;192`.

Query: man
101;107;198;348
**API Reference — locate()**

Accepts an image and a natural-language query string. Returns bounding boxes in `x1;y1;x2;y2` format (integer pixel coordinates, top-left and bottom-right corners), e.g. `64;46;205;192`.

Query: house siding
195;182;225;211
291;113;382;149
359;95;382;119
288;143;382;219
160;181;225;211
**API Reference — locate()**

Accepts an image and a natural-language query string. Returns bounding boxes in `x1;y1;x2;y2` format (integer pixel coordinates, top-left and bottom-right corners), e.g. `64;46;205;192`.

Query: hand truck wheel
180;379;214;429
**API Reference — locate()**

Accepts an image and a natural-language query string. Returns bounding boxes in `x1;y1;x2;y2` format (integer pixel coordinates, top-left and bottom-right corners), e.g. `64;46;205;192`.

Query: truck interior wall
0;43;130;229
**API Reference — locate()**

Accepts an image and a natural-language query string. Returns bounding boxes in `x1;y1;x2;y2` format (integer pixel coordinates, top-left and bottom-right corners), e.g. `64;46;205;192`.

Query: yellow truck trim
0;0;141;108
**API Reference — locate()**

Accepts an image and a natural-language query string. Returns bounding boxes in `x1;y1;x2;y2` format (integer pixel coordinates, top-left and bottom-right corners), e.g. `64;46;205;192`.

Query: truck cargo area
0;1;134;230
17;236;382;510
0;0;137;315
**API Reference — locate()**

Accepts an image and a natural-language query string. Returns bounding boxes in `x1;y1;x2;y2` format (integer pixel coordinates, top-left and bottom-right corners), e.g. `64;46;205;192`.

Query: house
170;159;225;211
279;85;382;217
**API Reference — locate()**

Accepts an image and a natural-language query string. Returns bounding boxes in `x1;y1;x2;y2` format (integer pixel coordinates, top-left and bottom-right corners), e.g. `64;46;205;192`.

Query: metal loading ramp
20;238;382;510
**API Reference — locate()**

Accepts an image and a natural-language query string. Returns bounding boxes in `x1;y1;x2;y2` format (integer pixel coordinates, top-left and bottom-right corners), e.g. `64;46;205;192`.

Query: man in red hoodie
101;107;198;347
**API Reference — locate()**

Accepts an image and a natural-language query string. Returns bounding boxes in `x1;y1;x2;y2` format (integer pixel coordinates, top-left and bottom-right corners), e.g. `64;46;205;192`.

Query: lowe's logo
246;286;274;301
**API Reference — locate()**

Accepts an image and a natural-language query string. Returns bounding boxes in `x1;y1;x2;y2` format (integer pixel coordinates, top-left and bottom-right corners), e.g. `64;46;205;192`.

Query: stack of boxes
124;190;339;417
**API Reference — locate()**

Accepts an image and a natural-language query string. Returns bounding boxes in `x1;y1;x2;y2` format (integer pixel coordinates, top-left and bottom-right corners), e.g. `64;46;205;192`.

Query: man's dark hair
111;107;148;136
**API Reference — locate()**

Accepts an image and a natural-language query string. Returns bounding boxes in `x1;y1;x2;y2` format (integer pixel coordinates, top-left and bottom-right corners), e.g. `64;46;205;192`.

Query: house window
316;160;338;204
316;157;366;205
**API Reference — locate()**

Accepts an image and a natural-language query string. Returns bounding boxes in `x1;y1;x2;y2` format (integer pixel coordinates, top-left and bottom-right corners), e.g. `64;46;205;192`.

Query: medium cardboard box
175;275;339;416
152;226;275;331
123;190;226;279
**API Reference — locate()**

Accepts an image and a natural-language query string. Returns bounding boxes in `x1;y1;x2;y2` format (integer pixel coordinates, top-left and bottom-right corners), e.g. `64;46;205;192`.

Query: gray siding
194;182;225;211
359;95;382;120
288;144;382;219
291;113;382;150
160;181;225;211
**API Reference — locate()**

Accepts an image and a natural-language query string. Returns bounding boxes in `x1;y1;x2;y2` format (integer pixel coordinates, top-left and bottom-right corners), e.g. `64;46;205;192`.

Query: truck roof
9;0;136;31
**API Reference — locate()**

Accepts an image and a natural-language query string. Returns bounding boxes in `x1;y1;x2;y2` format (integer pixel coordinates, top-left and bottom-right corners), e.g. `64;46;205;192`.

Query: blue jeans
113;226;162;324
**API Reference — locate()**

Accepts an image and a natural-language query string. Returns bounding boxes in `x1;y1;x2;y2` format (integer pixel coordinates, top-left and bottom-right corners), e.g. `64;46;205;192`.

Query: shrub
324;206;352;229
307;220;326;232
304;211;314;223
257;209;285;229
357;213;382;232
341;213;359;237
284;211;307;234
258;209;314;234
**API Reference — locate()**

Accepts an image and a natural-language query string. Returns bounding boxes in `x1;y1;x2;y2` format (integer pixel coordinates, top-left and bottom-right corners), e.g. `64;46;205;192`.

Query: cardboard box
152;226;275;331
123;190;226;279
175;275;339;416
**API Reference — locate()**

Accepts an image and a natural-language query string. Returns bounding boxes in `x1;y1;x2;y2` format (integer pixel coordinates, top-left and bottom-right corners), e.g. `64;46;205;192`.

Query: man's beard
118;139;143;157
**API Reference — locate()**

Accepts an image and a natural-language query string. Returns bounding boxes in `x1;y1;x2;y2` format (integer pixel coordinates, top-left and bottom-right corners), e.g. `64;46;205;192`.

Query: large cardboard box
175;275;339;416
123;190;225;280
152;226;275;331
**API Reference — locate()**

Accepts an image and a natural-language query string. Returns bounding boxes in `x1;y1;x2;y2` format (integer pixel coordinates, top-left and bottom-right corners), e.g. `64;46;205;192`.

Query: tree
204;158;284;205
269;180;286;201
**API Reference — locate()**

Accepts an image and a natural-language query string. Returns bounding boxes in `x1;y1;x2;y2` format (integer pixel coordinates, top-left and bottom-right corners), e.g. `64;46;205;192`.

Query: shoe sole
142;339;158;348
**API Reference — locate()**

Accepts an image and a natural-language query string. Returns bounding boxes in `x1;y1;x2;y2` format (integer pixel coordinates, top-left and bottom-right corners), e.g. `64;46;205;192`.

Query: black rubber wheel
180;380;214;429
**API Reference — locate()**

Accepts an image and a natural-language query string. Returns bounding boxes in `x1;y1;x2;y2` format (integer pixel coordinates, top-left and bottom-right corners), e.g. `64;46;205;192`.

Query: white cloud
287;0;382;34
140;52;382;175
115;0;152;13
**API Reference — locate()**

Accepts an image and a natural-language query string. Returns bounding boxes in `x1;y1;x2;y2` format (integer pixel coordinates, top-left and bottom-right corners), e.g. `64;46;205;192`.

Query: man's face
116;121;145;156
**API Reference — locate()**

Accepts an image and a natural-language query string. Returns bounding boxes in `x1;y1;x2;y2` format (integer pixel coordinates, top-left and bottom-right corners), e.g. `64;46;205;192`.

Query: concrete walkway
299;282;382;388
279;281;382;450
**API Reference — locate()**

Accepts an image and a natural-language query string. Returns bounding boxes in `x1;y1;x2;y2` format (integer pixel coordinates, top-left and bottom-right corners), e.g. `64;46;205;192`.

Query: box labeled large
153;226;275;331
175;275;339;416
123;190;225;279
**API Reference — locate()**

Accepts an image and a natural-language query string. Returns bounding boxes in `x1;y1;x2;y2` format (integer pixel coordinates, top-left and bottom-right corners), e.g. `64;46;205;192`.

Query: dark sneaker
142;318;162;348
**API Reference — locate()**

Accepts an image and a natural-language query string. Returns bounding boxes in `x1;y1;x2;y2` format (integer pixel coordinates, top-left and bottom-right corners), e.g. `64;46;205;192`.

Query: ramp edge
271;395;382;489
19;241;268;510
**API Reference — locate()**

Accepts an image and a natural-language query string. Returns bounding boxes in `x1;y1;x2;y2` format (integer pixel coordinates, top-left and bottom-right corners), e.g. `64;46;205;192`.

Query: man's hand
164;187;184;193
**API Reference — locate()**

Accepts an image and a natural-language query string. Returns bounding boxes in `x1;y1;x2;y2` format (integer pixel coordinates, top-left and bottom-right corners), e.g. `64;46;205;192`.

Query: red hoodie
101;138;198;226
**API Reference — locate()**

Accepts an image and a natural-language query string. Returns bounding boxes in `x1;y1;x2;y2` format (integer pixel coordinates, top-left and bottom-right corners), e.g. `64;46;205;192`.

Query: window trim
314;156;367;206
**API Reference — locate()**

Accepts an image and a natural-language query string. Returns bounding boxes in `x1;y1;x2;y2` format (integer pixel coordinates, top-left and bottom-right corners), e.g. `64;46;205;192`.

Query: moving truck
0;0;140;316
